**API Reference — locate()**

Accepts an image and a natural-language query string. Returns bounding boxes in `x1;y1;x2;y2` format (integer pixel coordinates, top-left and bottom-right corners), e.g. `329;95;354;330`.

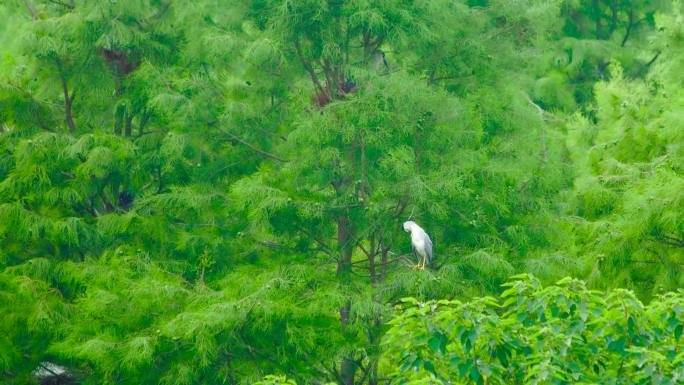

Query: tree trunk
114;76;125;135
593;0;603;39
337;214;353;275
124;112;133;137
65;96;76;132
359;131;367;199
114;104;125;136
621;9;634;47
366;319;382;385
609;0;618;36
379;231;388;283
337;211;356;385
58;69;76;132
339;298;355;385
138;111;150;137
339;356;355;385
368;232;377;284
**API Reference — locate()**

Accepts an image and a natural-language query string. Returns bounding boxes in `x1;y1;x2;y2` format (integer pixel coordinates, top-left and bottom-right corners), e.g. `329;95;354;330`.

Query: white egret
403;221;433;269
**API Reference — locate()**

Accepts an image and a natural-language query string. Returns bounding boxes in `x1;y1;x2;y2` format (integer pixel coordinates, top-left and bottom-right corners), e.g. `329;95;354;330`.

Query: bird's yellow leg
420;256;426;270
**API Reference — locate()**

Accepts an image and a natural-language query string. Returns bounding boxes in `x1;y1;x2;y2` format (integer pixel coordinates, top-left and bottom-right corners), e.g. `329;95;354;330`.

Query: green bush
384;274;684;384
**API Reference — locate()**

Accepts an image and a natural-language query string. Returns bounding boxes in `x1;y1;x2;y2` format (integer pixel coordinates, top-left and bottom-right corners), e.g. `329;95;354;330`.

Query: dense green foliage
386;274;684;384
562;9;684;295
0;0;682;384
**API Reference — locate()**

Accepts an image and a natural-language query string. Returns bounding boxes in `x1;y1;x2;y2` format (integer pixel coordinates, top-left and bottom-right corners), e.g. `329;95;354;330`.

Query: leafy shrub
384;274;684;384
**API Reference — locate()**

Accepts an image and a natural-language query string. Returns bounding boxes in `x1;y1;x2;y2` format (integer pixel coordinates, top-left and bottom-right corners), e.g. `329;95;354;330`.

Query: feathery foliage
0;0;682;384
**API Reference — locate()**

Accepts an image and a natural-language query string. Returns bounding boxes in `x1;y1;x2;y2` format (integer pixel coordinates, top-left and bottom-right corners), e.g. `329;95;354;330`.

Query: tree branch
55;59;76;132
294;37;326;96
645;50;661;68
23;0;39;20
47;0;75;9
359;130;367;200
351;256;408;268
37;362;62;377
216;126;286;162
621;9;634;47
354;360;370;385
297;225;337;258
627;259;684;266
357;243;371;258
658;235;684;248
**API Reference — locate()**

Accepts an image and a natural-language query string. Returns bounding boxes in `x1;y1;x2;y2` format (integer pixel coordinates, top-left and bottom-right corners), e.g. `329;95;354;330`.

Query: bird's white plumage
403;221;433;268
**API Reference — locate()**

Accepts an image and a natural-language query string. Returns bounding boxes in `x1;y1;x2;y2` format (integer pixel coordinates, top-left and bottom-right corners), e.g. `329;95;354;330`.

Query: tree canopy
0;0;682;384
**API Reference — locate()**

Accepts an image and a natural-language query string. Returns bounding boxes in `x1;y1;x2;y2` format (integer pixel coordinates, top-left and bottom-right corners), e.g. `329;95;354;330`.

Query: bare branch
294;37;326;96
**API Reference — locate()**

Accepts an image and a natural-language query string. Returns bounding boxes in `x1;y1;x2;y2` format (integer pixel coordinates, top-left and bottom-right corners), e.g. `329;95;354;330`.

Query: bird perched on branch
403;221;433;269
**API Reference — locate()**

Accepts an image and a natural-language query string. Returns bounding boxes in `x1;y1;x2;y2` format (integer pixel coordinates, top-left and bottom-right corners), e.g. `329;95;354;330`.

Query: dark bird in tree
403;221;433;269
101;48;139;76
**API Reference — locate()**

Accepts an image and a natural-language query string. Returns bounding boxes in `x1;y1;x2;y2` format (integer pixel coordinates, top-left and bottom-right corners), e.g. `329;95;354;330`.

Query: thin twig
216;126;286;162
297;225;337;258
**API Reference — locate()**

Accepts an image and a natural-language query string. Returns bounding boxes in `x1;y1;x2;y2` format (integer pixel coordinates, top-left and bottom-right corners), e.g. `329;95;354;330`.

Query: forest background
0;0;683;384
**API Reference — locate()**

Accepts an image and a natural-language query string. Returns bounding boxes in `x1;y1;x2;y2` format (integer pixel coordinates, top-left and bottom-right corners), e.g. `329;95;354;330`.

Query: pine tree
562;5;684;297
